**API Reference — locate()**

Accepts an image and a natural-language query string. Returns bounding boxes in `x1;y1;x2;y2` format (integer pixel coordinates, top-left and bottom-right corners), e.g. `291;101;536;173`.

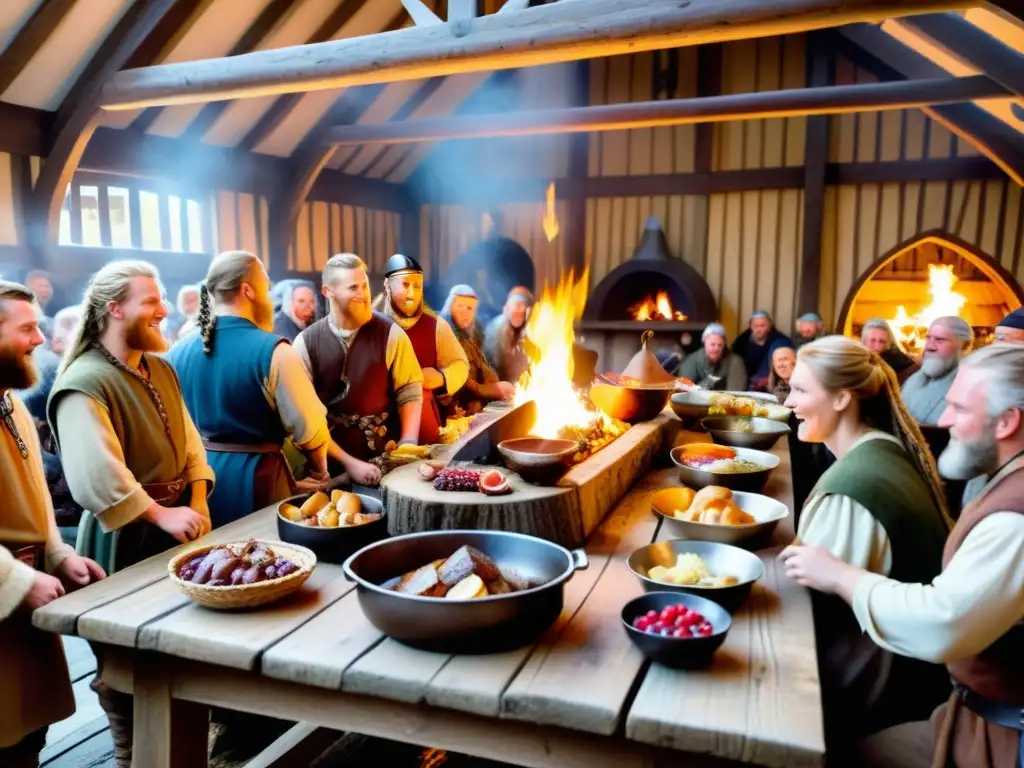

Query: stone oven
576;217;717;373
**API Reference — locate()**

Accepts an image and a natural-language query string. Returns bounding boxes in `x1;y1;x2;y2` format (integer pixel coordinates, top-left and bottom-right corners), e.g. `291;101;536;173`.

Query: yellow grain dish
647;553;738;588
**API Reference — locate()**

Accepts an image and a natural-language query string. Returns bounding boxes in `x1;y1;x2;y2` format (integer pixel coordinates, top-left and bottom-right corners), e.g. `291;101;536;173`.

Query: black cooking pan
342;530;588;653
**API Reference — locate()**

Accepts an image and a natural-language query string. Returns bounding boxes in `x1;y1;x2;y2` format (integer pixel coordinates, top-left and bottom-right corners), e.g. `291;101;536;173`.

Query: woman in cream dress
784;336;952;750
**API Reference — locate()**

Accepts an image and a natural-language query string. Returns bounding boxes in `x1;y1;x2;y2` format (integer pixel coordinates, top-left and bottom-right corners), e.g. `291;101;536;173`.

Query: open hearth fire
887;264;968;355
514;269;627;463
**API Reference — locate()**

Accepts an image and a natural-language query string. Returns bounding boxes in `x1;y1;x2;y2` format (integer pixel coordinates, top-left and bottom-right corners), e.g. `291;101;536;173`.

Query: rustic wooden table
34;435;824;768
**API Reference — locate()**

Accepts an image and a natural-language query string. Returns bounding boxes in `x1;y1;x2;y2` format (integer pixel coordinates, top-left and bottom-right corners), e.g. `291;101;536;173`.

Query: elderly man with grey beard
901;316;973;425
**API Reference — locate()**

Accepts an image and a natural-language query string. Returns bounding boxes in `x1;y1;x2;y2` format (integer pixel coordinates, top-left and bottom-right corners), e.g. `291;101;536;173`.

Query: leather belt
3;543;43;569
141;476;188;505
202;439;282;455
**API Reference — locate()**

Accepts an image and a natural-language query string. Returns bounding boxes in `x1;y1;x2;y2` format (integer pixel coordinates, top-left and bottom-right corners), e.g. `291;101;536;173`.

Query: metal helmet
383;253;423;279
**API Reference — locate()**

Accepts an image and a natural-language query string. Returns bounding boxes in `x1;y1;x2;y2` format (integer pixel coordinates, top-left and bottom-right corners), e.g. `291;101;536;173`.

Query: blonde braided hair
197;250;262;354
797;335;952;525
59;261;163;375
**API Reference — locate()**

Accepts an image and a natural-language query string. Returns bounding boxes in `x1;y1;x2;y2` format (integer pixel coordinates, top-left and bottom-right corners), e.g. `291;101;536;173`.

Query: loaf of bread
678;485;756;526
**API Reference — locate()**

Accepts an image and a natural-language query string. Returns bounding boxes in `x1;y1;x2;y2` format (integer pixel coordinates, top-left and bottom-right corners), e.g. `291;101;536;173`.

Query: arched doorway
836;231;1023;352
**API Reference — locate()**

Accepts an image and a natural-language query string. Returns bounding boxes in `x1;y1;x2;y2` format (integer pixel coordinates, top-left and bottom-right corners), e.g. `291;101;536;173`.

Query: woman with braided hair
781;335;952;753
168;251;331;528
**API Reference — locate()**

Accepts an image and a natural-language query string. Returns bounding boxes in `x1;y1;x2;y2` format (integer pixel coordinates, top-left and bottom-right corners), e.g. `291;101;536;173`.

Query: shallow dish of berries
621;591;732;669
168;539;316;610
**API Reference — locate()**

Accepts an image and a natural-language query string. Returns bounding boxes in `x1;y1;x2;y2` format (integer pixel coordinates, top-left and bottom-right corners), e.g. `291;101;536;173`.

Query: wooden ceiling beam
97;0;974;111
899;13;1024;99
236;0;371;154
28;0;179;256
839;24;1024;186
161;0;299;142
0;0;77;96
321;75;1007;145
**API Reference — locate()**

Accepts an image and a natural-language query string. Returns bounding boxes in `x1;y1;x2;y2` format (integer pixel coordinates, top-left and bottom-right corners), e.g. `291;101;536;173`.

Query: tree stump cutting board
381;412;676;548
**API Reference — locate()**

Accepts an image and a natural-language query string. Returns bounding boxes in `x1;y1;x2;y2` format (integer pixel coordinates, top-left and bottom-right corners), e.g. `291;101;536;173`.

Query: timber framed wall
416;33;1024;338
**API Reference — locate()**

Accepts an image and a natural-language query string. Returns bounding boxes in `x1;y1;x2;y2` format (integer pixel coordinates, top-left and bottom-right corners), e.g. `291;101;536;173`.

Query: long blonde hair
798;335;950;522
60;261;163;375
196;250;262;354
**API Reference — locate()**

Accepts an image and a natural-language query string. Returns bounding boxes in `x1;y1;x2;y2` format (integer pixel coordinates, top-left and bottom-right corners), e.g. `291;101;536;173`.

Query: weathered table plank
261;590;384;689
499;474;662;735
138;565;352;670
34;510;278;635
625;442;825;768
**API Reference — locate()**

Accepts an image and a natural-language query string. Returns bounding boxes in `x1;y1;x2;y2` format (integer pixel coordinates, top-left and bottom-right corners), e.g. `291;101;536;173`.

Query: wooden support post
321;75;1005;145
797;31;832;321
97;0;974;110
694;44;723;174
132;655;210;768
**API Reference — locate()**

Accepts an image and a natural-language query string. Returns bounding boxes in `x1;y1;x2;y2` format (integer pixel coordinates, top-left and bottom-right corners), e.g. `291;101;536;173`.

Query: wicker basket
167;540;317;610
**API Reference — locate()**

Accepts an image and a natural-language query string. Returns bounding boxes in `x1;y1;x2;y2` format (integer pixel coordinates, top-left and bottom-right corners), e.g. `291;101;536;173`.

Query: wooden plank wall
421;37;1023;339
209;190;271;263
288;200;401;276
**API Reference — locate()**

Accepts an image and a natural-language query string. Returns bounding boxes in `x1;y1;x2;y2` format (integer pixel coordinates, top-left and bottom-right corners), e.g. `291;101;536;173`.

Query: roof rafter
28;0;180;255
0;0;78;97
97;0;974;111
899;12;1024;99
236;0;374;154
838;23;1024;185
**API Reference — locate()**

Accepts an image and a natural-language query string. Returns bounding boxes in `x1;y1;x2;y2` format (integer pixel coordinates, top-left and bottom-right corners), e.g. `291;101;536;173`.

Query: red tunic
403;313;441;445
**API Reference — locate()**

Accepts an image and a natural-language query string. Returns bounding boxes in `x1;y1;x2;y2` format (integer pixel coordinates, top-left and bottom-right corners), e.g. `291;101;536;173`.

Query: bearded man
293;254;422;483
380;254;468;445
0;281;105;767
676;323;747;391
730;309;793;391
169;252;331;527
273;280;317;342
902;316;973;425
781;343;1024;768
484;286;536;384
47;260;215;768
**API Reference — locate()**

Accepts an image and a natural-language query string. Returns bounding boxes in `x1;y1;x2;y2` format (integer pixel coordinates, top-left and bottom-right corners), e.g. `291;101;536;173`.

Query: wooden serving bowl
168;540;316;610
590;381;670;423
497;437;577;484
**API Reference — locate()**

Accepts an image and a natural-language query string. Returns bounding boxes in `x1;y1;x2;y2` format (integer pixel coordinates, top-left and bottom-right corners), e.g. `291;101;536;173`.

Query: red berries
632;603;714;638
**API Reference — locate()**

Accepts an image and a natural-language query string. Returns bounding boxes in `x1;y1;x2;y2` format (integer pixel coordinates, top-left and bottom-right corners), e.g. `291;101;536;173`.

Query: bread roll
720;504;756;526
336;491;362;520
299;491;330;518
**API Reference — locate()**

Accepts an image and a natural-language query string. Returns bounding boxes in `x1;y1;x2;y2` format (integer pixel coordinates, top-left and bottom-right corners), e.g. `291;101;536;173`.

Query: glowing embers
629;290;688;322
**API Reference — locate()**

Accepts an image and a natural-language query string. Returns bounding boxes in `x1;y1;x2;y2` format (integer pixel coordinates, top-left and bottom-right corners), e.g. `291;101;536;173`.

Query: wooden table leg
133;656;210;768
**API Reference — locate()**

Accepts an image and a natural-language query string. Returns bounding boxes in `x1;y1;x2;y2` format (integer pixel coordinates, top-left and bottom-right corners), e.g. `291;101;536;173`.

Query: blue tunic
168;316;287;527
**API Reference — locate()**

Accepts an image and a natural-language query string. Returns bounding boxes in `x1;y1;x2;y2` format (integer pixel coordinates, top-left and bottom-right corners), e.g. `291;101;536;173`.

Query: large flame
887;264;968;353
629;290;687;322
514;269;606;438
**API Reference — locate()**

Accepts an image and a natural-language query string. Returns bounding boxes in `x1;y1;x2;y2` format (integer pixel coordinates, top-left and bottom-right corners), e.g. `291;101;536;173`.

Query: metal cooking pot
342;530;589;654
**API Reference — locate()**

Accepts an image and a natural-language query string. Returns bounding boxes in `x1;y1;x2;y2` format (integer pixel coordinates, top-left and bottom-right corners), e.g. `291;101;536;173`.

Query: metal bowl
342;530;589;653
670;390;789;427
277;492;387;564
590;382;670;423
621;591;732;669
700;416;791;451
651;487;789;548
669;444;779;493
497;437;578;485
627;539;765;612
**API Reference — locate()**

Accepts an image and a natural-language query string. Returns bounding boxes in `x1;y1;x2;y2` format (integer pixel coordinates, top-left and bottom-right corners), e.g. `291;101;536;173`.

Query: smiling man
902;316;973;425
0;281;105;767
293;254;422;479
379;254;468;445
47;261;214;768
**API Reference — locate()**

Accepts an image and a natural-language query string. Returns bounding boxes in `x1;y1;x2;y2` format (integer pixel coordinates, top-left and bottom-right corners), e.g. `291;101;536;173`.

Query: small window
58;190;72;245
80;185;101;246
109;187;132;248
187;200;203;253
139;191;161;251
168;195;184;252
